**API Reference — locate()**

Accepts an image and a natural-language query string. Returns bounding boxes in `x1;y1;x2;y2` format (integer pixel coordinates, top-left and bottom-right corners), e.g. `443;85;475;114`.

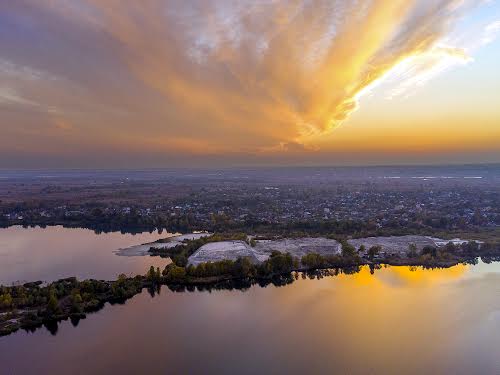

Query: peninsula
2;232;499;337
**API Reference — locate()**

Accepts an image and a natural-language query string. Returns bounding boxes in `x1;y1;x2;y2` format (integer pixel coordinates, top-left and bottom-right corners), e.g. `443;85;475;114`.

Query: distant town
0;166;498;240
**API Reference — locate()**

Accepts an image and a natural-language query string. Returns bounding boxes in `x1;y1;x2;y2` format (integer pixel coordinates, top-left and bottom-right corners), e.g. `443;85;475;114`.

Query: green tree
407;243;418;258
70;292;83;313
341;241;357;258
165;265;187;283
266;251;296;273
421;245;437;257
47;291;60;315
301;253;325;268
146;266;162;283
72;291;83;304
0;293;13;308
444;242;457;254
172;254;188;267
367;245;381;260
233;257;253;277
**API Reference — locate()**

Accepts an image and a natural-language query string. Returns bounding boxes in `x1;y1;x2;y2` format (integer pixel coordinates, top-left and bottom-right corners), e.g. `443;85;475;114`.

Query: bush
341;241;357;258
47;291;60;316
265;251;297;274
0;293;13;309
301;253;325;268
164;265;187;283
232;257;254;278
421;246;437;257
407;243;418;258
367;245;381;260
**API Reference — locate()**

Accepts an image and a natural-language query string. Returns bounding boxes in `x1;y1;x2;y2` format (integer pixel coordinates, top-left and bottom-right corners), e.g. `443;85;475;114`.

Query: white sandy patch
253;238;342;262
115;232;212;256
188;237;342;265
188;241;258;265
348;235;440;256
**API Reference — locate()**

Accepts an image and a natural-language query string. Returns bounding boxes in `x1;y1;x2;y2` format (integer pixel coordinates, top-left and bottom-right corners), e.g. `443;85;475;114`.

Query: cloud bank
0;0;496;163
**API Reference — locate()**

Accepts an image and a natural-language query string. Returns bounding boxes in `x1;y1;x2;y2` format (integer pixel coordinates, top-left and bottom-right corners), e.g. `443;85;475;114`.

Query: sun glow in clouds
0;0;499;166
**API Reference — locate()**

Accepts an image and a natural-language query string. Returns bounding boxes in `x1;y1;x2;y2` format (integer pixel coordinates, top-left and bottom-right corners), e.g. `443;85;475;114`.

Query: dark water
1;258;500;374
0;226;170;284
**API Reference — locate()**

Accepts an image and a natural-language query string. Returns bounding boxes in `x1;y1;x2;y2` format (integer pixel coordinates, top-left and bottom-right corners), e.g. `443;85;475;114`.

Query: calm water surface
1;227;500;374
0;226;170;284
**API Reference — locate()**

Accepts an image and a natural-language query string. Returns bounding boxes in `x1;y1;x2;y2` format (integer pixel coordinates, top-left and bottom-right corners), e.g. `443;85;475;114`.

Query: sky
0;0;499;168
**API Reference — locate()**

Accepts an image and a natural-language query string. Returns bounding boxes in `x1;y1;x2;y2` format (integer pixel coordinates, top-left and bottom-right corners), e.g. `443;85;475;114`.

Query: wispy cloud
482;20;500;44
73;1;487;145
0;0;498;157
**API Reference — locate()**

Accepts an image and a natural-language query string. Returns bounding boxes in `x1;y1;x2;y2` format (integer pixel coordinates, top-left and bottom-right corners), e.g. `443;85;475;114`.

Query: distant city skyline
1;1;499;168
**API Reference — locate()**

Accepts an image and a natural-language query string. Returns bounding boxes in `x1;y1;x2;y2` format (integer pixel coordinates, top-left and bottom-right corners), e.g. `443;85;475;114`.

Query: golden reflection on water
1;263;499;374
264;264;485;373
355;264;469;287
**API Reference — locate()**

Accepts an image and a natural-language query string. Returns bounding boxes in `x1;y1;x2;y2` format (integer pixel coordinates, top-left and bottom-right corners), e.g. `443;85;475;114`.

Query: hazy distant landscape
1;165;498;237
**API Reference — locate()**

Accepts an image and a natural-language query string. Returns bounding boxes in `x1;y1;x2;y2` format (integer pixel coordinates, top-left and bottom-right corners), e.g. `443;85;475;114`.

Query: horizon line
0;161;499;173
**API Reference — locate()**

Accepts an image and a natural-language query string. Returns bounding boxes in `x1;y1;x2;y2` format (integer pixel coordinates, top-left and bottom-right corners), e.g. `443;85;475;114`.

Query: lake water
0;226;170;284
1;227;500;374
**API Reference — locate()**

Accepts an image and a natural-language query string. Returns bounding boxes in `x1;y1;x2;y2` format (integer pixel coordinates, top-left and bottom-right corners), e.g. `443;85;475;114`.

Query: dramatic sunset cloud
0;0;499;167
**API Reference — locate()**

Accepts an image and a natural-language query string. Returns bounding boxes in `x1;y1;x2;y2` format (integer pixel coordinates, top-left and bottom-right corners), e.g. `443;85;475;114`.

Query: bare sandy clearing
115;232;211;256
253;238;342;262
119;234;475;264
348;235;438;256
188;237;342;265
188;241;259;265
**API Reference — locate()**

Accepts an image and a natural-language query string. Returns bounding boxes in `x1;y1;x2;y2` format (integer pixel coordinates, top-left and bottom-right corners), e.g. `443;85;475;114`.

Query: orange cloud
1;0;494;163
74;1;480;149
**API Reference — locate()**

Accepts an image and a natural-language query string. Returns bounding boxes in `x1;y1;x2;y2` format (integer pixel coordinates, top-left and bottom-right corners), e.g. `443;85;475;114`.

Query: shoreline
2;252;499;338
2;229;499;338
